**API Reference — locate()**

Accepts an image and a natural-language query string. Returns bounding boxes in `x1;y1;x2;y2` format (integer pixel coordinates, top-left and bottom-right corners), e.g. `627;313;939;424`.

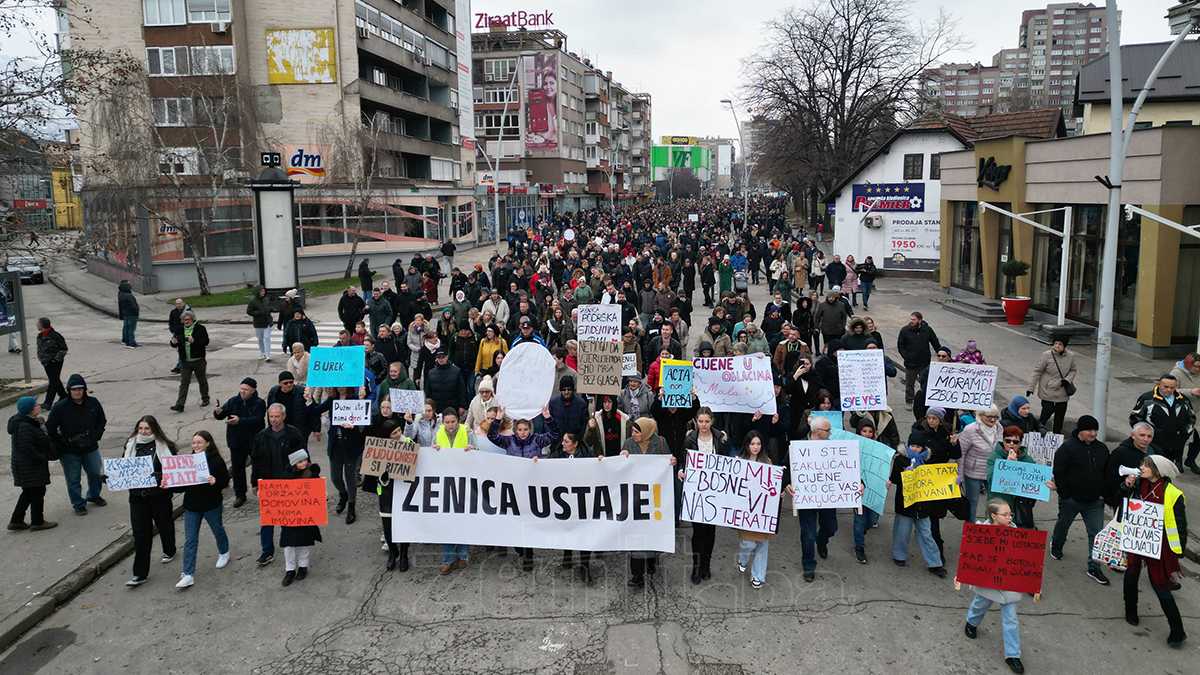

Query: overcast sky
473;0;1177;142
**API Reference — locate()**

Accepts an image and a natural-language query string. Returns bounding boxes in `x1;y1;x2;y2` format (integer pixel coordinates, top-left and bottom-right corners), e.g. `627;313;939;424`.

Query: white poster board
103;456;156;491
926;362;998;411
837;349;887;411
576;304;621;342
788;440;862;511
332;399;371;426
495;342;556;419
679;450;783;534
1119;498;1164;560
1026;432;1065;466
160;453;211;488
389;388;426;415
622;352;639;377
693;354;777;415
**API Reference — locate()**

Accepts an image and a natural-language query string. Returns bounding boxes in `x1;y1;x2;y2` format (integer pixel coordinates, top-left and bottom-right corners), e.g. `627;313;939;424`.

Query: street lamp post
721;99;749;236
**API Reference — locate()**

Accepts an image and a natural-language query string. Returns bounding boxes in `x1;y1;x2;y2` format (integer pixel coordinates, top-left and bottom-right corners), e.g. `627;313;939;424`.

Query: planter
1001;296;1032;325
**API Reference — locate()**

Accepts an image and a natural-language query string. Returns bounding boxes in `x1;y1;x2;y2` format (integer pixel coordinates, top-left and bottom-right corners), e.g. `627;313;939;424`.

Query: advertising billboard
852;183;938;270
661;136;698;145
265;29;337;84
523;52;558;150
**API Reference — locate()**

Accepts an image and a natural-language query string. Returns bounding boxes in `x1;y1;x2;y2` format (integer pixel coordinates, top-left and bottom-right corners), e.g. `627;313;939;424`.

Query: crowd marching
11;195;1195;672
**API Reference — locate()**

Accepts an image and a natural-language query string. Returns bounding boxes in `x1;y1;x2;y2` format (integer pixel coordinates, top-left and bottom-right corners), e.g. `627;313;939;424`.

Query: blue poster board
830;429;892;515
991;460;1053;502
811;411;843;431
307;346;366;388
660;361;693;408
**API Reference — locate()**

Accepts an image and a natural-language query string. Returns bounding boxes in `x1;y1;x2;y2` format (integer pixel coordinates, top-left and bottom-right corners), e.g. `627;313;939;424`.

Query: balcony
632;148;644;156
632;112;642;120
360;81;457;125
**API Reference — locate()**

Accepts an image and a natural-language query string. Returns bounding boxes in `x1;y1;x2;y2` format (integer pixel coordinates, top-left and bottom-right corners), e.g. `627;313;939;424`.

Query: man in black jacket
1050;415;1110;585
117;279;140;348
1104;422;1155;508
1129;374;1196;467
424;349;466;416
896;312;942;404
35;317;68;408
856;256;877;309
168;298;189;373
338;286;366;333
824;254;847;289
213;377;267;507
45;374;107;515
250;403;307;566
267;371;313;438
357;258;373;294
170;311;210;412
441;240;457;276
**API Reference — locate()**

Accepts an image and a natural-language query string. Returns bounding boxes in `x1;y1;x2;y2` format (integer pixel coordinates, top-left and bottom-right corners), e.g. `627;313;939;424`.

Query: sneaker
175;574;195;589
170;367;181;374
125;576;147;587
161;552;175;563
964;622;977;639
1006;657;1025;674
1049;548;1063;561
74;506;87;516
29;521;57;531
200;399;210;407
256;552;274;566
738;561;747;574
232;495;246;508
893;558;906;567
88;496;107;507
803;571;815;583
1087;568;1110;585
295;567;307;581
7;522;29;531
751;579;764;589
854;547;867;564
215;552;230;569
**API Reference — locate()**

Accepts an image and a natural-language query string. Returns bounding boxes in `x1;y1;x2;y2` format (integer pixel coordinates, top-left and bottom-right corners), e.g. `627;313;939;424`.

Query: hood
253;284;264;297
848;317;868;334
855;416;876;435
118;280;132;293
697;340;714;355
66;374;87;397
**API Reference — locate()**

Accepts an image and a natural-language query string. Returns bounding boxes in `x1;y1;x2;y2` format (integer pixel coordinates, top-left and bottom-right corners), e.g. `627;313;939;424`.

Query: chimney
605;71;611;80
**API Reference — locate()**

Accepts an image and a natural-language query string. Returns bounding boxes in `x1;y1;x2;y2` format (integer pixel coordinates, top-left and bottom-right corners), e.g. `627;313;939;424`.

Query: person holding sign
119;416;178;587
985;427;1039;528
621;418;677;588
1118;456;1188;646
679;408;730;584
312;388;368;525
735;432;776;590
171;431;230;589
365;419;410;572
280;450;323;588
889;431;949;578
437;408;477;574
960;499;1028;675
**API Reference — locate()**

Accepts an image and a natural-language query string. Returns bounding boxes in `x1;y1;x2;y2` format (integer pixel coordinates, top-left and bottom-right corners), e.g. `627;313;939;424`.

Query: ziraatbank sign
475;10;554;28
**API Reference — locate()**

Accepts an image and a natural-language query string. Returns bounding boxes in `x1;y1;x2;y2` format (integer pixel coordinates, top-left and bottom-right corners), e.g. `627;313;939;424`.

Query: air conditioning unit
210;21;228;34
357;26;370;39
524;169;533;177
863;214;884;229
484;73;496;82
453;179;462;187
423;53;432;66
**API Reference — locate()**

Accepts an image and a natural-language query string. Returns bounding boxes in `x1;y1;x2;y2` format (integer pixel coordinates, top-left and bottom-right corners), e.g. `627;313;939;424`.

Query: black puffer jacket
9;414;51;488
250;424;307;488
45;374;107;455
424;362;466;413
1052;430;1108;504
117;280;139;319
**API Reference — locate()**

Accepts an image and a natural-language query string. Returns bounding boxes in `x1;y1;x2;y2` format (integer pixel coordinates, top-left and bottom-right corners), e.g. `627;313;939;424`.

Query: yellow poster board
901;463;960;507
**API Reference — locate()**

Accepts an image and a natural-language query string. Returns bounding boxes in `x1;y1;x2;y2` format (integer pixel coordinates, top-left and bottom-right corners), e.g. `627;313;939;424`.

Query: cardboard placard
259;478;327;526
991;459;1053;501
160;453;211;488
621;352;639;377
788;440;862;511
900;463;960;507
389;388;426;415
925;362;998;411
680;450;783;534
361;437;420;480
1025;432;1064;466
1120;498;1164;560
957;522;1046;594
306;345;366;388
577;340;622;395
495;342;556;419
837;349;887;411
332;399;371;426
103;456;156;491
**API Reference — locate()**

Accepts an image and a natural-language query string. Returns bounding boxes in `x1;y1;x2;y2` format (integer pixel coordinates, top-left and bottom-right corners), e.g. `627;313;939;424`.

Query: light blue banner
811;410;843;431
307;346;366;388
830;429;892;515
991;459;1053;502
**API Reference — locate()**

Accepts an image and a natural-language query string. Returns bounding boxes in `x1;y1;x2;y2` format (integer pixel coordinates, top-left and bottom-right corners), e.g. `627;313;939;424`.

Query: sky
473;0;1177;144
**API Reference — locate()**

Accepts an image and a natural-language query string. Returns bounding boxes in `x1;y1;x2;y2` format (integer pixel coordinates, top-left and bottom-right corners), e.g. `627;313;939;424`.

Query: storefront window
182;203;254;259
1115;208;1140;334
996;208;1014;295
1174;206;1200;342
950;201;983;292
1030;205;1065;313
1058;204;1138;334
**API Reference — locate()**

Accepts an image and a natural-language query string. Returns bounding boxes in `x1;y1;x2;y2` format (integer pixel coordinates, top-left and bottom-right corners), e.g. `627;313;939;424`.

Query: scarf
977;420;999;447
1128;477;1182;586
906;447;929;469
632;417;657;453
123;435;174;462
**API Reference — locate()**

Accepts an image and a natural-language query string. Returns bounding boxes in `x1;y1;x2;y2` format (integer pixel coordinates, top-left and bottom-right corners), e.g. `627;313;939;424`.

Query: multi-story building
470;27;651;227
68;0;477;292
922;3;1117;133
696;137;736;196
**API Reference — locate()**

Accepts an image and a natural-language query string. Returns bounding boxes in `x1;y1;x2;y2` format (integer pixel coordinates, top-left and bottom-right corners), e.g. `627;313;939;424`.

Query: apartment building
471;27;651;229
696;137;736;195
69;0;476;292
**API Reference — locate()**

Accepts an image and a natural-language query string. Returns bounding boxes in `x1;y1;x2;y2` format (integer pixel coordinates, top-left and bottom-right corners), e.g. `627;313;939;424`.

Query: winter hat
16;397;36;415
478;375;495;393
1147;455;1180;480
966;340;978;350
241;377;258;389
907;430;929;449
559;375;576;389
1075;415;1100;432
459;319;473;332
937;346;953;357
855;416;877;435
279;371;295;383
826;339;844;354
287;449;309;466
830;285;842;293
285;289;298;299
926;407;946;421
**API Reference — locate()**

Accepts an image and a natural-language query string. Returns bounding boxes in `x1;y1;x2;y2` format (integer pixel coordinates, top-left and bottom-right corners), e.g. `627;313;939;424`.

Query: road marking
228;325;345;349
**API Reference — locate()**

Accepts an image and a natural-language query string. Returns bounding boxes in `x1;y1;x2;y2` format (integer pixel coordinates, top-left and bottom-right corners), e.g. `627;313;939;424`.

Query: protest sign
957;523;1046;594
495;342;556;418
811;410;843;431
837;350;887;411
577;340;622;395
829;429;893;514
259;478;328;526
1119;498;1164;560
688;214;699;222
622;352;639;377
389;388;425;415
789;440;861;512
659;359;693;408
925;362;998;411
361;437;420;480
306;345;365;388
901;463;960;507
1026;432;1064;466
160;453;211;489
693;354;777;415
991;459;1053;501
391;447;675;551
332;399;371;426
576;304;621;342
680;450;784;534
102;456;156;491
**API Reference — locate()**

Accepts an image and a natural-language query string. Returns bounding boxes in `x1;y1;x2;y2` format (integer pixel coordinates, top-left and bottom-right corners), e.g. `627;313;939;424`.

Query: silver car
6;256;43;284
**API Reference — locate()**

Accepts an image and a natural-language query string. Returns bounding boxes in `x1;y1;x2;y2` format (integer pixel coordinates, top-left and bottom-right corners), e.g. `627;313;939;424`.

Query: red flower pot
1001;296;1031;325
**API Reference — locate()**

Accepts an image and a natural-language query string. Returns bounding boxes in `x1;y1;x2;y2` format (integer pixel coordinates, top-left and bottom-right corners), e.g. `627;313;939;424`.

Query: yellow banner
901;463;960;507
660;136;697;146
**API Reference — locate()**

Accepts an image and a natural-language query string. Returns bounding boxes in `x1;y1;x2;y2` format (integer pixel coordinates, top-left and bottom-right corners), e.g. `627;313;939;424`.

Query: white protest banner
576;304;621;342
830;429;891;515
693;353;777;415
622;352;639;377
361;437;420;480
926;362;998;411
160;453;211;488
1026;432;1064;466
103;456;156;491
495;342;556;418
389;388;426;415
680;450;784;534
1119;498;1164;560
837;349;887;411
391;447;675;552
332;399;371;426
789;440;862;512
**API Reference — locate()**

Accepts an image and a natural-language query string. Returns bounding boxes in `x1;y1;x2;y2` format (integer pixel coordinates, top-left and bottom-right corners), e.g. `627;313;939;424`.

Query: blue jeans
59;450;103;510
860;281;873;307
261;525;275;555
183;506;229;576
442;544;469;564
853;508;880;548
967;595;1021;658
797;509;838;571
892;515;943;567
1051;496;1105;572
962;477;985;524
122;316;138;346
738;539;769;583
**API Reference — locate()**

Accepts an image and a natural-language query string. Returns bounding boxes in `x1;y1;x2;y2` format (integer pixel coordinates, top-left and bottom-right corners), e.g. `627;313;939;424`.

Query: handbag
1092;515;1128;572
1052;352;1076;397
950;496;973;522
1013;496;1036;529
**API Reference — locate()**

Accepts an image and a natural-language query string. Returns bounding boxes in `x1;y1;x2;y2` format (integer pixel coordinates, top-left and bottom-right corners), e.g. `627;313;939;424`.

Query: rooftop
1076;40;1200;104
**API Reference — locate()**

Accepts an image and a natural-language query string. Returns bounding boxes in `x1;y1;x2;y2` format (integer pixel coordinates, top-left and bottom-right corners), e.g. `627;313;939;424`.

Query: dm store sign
852;183;925;212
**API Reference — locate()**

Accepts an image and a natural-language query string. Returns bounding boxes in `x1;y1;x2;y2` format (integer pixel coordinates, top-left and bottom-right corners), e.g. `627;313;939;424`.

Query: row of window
560;93;582;112
354;1;454;73
560;66;582;88
902;153;941;181
143;0;229;25
146;45;235;76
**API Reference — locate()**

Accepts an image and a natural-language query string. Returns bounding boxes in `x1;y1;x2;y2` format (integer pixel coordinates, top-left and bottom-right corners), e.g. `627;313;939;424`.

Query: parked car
6;256;43;284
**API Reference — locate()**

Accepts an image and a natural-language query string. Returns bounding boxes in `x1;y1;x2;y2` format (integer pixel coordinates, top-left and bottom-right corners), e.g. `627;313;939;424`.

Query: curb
0;502;185;652
0;385;48;410
48;273;253;325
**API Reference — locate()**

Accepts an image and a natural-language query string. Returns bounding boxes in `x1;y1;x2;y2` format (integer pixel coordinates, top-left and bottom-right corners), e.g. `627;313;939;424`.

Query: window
902;153;923;180
354;0;380;33
1091;27;1101;33
144;0;186;24
153;98;194;126
146;46;189;76
430;158;456;181
1089;47;1100;54
982;88;993;94
187;0;229;22
483;58;517;81
157;147;200;175
482;86;516;104
190;46;234;74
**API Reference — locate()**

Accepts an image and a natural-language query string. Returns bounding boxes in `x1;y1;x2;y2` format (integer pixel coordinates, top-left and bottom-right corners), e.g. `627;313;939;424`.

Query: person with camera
45;374;108;516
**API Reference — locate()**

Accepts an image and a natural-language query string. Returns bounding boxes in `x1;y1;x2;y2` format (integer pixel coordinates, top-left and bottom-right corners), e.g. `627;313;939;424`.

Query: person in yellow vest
432;408;475;576
1119;454;1187;647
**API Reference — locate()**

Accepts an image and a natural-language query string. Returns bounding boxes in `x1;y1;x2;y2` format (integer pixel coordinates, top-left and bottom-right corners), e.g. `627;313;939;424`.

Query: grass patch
178;273;380;307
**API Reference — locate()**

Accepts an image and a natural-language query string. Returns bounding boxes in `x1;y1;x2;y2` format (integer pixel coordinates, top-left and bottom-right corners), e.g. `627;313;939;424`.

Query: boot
386;549;398;571
336;493;348;514
1186;459;1200;476
398;543;410;572
561;551;573;570
700;559;712;580
691;553;702;585
346;502;357;525
579;565;592;585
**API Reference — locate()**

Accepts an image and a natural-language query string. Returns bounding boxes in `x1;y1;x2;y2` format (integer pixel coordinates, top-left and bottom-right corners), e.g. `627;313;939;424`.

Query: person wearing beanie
450;319;480;394
1118;454;1189;646
913;405;961;561
1027;337;1078;434
1048;414;1110;585
890;430;948;577
464;375;497;432
213;377;267;508
45;373;108;515
549;375;589;440
8;398;57;532
279;448;321;588
267;371;313;439
897;311;942;404
1001;395;1045;436
696;316;733;357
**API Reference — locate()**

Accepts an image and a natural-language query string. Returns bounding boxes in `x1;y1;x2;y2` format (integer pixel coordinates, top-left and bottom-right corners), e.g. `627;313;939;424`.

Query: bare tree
318;110;387;280
742;0;966;224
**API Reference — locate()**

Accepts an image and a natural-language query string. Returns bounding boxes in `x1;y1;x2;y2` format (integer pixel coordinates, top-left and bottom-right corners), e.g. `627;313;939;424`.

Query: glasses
981;414;998;420
1003;439;1021;445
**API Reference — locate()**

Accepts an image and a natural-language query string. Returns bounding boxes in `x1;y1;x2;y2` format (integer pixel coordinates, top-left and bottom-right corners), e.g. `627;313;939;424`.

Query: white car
6;256;43;284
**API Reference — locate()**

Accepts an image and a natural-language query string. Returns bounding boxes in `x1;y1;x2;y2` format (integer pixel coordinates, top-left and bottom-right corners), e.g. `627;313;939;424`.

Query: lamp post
248;152;300;307
721;98;748;236
492;50;539;243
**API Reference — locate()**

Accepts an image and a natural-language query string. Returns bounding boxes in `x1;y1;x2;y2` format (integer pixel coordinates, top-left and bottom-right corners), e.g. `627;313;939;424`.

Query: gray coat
1028;349;1076;403
618;385;654;418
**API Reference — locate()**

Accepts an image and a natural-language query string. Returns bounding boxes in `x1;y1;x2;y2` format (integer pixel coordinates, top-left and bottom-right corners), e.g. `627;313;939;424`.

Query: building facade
1075;39;1200;134
697;137;735;195
71;0;477;292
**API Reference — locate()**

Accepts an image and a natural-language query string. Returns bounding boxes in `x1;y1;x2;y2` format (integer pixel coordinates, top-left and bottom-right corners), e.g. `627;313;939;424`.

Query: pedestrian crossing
229;324;345;351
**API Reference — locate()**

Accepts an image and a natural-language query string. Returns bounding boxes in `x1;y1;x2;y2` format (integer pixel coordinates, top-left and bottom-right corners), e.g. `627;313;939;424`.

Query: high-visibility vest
1164;483;1185;555
435;424;469;449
